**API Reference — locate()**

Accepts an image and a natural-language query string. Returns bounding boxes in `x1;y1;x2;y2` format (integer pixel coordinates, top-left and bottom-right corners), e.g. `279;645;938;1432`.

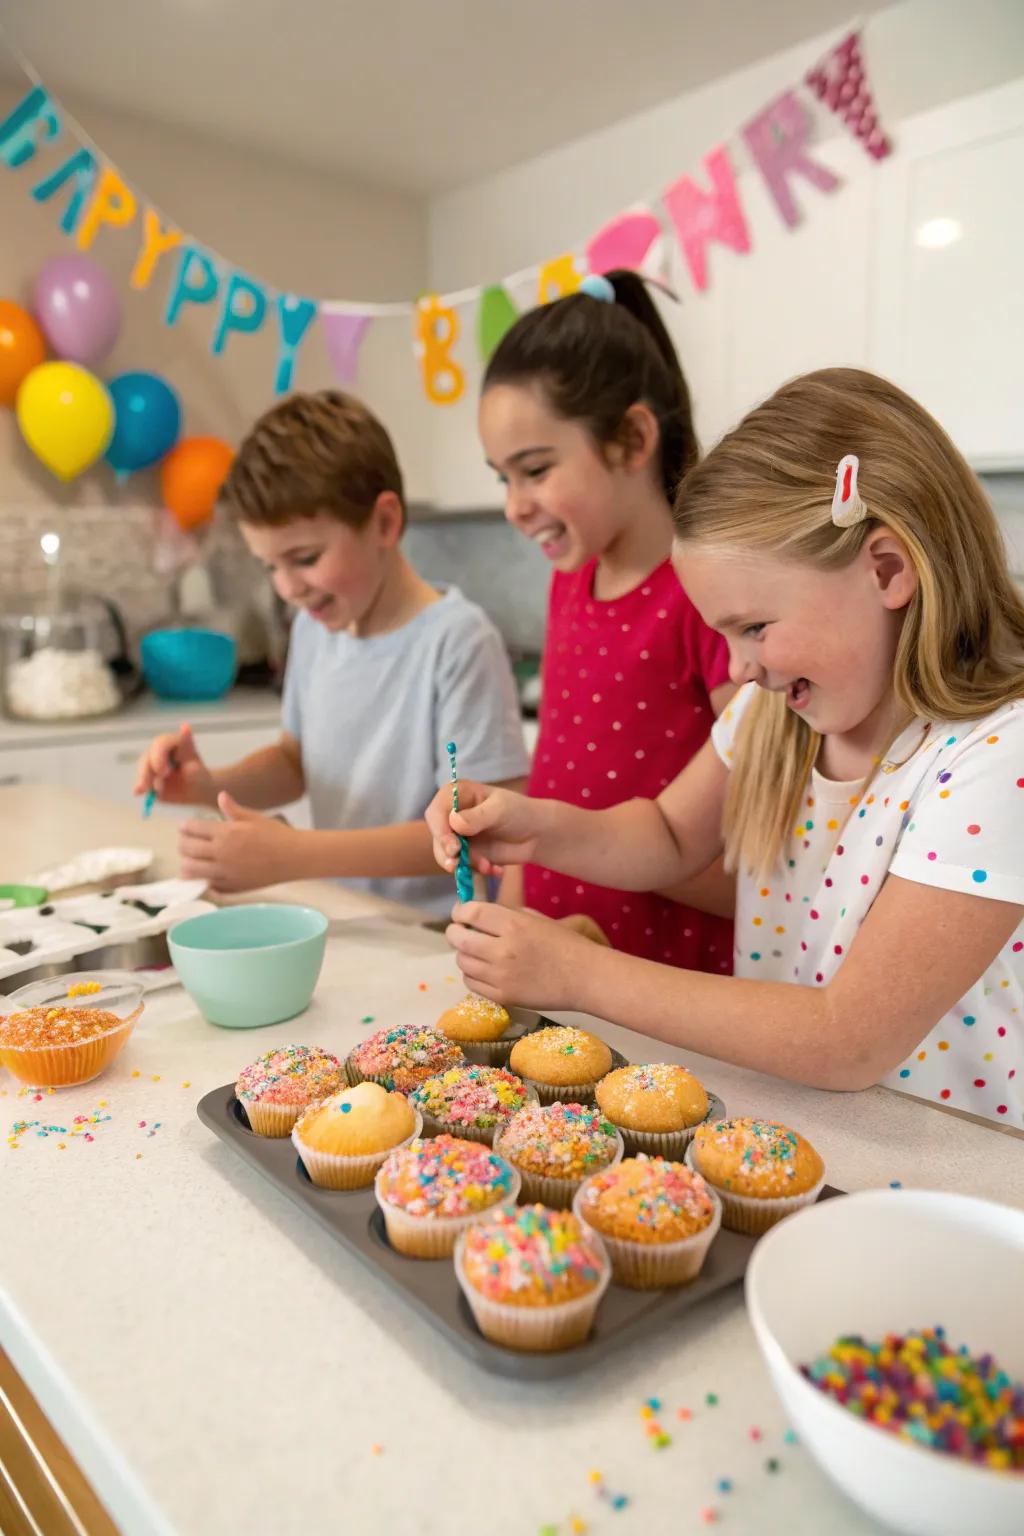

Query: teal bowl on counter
168;904;328;1028
140;627;237;702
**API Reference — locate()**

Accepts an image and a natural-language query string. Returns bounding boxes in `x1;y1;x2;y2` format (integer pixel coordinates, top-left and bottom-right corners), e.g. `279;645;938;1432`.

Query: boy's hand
425;780;540;876
134;722;217;807
445;901;592;1011
178;792;301;892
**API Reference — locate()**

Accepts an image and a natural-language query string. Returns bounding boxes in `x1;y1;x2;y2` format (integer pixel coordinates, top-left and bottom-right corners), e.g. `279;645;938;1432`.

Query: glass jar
0;590;134;722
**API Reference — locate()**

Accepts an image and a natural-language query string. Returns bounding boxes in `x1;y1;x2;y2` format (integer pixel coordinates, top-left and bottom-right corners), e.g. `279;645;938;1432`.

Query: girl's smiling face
479;382;629;571
673;533;917;748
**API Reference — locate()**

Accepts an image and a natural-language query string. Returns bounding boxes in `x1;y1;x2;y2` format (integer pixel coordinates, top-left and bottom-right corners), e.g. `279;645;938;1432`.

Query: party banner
0;26;893;404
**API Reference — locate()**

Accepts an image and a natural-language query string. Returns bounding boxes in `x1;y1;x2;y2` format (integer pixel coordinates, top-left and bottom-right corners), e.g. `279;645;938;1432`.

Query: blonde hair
674;368;1024;877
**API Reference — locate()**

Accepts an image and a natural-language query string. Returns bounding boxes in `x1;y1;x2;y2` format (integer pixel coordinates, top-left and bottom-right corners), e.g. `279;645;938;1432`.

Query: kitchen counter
0;686;281;750
2;787;1022;1536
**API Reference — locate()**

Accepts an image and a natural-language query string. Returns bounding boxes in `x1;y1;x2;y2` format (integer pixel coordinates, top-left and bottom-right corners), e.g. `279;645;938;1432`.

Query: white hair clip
832;454;866;528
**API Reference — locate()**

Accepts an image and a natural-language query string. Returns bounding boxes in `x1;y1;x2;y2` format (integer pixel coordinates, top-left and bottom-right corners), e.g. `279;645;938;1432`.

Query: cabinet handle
0;773;23;787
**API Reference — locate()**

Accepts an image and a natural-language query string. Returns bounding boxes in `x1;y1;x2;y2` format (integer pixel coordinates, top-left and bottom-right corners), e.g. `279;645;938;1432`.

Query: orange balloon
160;436;234;531
0;300;47;408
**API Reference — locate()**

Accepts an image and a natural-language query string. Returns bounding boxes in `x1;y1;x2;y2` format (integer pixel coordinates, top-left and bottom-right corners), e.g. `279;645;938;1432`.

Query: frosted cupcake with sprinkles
347;1022;464;1095
408;1063;537;1145
374;1134;520;1258
596;1062;711;1159
573;1155;721;1288
435;993;516;1065
493;1100;623;1208
686;1116;824;1235
454;1203;610;1352
235;1045;345;1137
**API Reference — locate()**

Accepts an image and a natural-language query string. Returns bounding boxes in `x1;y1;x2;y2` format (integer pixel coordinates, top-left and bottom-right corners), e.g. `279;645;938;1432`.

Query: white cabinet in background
870;78;1024;469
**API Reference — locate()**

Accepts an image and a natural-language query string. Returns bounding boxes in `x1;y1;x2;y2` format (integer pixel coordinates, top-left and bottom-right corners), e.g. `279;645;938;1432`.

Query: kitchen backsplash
1;472;1021;657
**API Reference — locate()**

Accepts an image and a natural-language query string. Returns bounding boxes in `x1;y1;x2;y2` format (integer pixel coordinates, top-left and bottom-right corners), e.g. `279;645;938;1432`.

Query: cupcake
409;1064;537;1145
347;1024;464;1094
455;1203;610;1352
374;1134;520;1258
509;1025;613;1105
596;1063;710;1160
573;1155;721;1289
292;1082;420;1189
435;994;515;1064
686;1117;825;1235
494;1101;623;1208
235;1045;346;1137
0;1000;141;1088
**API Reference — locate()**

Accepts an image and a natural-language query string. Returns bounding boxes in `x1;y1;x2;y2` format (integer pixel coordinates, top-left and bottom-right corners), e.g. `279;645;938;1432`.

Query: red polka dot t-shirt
713;684;1024;1127
524;558;734;973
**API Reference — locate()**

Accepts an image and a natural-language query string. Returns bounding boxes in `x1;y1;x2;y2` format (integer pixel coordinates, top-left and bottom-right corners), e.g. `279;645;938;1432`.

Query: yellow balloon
16;361;114;482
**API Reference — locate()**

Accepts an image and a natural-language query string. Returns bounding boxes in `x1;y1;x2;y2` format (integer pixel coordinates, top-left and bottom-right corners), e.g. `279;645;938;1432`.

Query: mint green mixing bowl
168;904;328;1028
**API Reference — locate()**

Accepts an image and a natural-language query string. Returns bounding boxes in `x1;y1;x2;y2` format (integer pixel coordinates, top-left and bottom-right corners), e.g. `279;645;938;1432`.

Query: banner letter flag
805;31;893;161
212;272;268;356
321;310;371;385
76;165;137;251
586;209;662;275
662;145;750;293
274;294;317;394
165;245;219;326
742;91;842;229
415;295;465;406
0;84;61;169
477;285;518;362
131;209;183;291
537;253;584;304
31;147;97;235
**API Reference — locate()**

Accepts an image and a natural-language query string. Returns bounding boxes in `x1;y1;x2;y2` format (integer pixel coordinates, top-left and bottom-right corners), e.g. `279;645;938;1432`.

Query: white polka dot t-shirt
712;684;1024;1126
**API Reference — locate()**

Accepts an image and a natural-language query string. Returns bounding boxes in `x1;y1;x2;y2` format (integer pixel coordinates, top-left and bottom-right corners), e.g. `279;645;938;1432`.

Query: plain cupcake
454;1203;610;1352
573;1155;721;1288
434;993;516;1065
347;1023;464;1094
409;1064;537;1145
493;1100;623;1208
686;1116;825;1235
374;1134;520;1258
235;1045;346;1138
595;1063;710;1160
292;1081;420;1189
508;1025;613;1105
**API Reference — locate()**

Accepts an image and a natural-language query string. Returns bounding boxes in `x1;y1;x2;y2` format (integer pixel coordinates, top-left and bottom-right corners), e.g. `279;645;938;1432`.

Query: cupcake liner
0;1012;137;1089
375;1165;522;1259
572;1181;722;1289
242;1100;309;1139
458;1037;515;1068
516;1047;627;1107
612;1091;728;1161
684;1142;825;1235
454;1228;611;1352
417;1085;539;1147
292;1110;423;1191
493;1127;624;1210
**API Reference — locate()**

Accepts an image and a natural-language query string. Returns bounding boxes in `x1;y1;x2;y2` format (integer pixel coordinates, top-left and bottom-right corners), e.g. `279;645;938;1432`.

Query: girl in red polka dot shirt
480;269;735;973
430;369;1024;1128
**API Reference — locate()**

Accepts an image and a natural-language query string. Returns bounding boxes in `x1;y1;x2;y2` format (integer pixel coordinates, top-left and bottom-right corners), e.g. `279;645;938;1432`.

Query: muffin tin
198;1081;839;1379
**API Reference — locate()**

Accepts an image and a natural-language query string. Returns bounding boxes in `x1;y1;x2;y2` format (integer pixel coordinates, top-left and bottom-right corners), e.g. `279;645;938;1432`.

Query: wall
426;0;1024;510
0;81;433;637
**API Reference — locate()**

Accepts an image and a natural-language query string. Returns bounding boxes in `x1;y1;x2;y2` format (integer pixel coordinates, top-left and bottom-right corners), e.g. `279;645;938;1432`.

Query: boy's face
240;510;388;633
479;382;626;573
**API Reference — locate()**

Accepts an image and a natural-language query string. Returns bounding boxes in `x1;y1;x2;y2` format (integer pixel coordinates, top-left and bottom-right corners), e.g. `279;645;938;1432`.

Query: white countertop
0;686;281;750
2;789;1022;1536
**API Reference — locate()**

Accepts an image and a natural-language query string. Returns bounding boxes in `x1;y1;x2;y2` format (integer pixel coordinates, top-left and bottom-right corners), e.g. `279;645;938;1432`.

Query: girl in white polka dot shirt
429;368;1024;1128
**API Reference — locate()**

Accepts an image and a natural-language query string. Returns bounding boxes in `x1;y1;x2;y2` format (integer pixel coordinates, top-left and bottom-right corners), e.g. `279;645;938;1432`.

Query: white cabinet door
0;744;62;790
870;79;1024;469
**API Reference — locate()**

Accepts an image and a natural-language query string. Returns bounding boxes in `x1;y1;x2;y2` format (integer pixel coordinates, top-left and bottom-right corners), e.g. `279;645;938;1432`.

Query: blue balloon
105;371;182;480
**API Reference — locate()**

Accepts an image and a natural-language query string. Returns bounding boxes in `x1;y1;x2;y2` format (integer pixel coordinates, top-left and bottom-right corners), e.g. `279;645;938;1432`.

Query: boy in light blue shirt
136;391;528;914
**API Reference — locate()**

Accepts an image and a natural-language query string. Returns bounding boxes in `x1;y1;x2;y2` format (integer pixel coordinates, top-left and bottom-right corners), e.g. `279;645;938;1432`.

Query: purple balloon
32;255;121;365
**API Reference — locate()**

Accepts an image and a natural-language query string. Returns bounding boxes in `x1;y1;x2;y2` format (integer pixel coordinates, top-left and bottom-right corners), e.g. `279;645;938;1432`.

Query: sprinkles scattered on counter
638;1398;672;1449
588;1470;629;1511
8;1105;112;1148
802;1326;1024;1468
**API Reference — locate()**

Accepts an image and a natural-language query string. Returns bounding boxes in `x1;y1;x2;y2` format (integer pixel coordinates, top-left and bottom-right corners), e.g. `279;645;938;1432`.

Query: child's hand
134;722;216;807
425;780;539;875
177;792;301;892
444;901;591;1011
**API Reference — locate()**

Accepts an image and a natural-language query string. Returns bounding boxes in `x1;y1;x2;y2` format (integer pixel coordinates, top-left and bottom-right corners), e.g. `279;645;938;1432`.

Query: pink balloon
32;255;121;365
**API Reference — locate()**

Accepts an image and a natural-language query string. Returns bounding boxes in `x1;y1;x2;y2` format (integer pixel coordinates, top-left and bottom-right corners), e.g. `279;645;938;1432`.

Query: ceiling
0;0;893;195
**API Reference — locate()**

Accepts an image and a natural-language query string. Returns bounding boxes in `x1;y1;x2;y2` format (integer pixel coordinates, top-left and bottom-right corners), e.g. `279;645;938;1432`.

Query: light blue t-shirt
282;585;529;915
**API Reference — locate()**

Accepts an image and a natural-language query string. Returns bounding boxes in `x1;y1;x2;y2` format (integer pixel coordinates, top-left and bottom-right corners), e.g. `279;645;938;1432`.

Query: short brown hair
220;390;405;530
